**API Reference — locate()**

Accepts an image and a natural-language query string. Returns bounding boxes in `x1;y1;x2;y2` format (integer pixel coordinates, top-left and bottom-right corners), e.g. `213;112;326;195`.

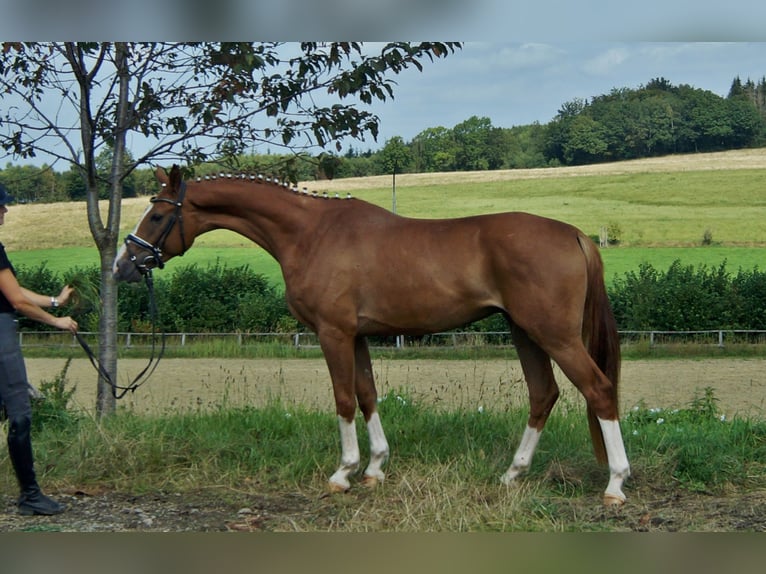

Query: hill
3;149;766;281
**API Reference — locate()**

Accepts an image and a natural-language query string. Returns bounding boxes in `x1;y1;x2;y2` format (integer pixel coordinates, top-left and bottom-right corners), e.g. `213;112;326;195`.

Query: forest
2;75;766;203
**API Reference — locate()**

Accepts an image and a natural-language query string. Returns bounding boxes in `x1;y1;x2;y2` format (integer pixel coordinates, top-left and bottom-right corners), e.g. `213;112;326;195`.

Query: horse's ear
155;166;169;186
168;164;183;194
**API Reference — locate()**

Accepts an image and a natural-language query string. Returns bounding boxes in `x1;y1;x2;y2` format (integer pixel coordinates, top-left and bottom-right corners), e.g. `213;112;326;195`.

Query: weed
31;358;81;431
624;388;766;492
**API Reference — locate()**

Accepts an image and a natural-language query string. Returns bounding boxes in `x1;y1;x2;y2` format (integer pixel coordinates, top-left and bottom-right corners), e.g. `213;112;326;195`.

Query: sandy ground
24;357;766;418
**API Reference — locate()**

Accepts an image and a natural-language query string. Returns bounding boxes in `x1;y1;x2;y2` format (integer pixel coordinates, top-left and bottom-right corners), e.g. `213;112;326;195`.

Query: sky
2;2;766;166
6;42;766;167
348;42;766;152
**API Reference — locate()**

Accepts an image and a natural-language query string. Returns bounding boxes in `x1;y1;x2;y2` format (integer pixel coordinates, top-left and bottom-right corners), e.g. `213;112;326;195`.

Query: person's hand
53;315;78;334
57;285;75;306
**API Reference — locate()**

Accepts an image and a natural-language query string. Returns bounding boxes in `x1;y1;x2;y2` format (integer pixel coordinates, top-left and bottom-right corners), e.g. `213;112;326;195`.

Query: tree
452;116;494;171
411;126;456;172
0;41;461;416
0;164;59;202
380;136;411;175
96;148;138;199
563;115;607;165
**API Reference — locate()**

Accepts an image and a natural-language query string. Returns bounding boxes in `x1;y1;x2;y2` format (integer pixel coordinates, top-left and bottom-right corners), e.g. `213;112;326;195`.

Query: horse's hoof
500;473;518;486
327;481;349;494
603;493;626;507
361;475;381;489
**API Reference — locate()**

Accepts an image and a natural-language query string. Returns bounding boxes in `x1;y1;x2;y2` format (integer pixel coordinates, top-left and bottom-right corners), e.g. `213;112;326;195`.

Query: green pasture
7;166;766;287
347;169;766;246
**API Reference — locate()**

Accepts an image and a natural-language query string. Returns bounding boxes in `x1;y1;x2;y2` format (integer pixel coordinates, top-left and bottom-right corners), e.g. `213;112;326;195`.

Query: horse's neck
193;182;312;260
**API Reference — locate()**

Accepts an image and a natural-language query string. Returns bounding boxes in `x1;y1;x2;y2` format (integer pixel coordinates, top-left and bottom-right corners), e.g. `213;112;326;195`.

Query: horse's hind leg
353;337;389;487
547;342;630;505
501;326;560;485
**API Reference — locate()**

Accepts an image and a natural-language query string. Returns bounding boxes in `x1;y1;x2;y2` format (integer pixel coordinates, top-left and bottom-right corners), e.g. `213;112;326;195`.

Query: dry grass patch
281;465;549;532
303;148;766;192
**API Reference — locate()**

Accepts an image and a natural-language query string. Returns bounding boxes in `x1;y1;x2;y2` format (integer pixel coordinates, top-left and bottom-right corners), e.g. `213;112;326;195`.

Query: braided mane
191;171;353;200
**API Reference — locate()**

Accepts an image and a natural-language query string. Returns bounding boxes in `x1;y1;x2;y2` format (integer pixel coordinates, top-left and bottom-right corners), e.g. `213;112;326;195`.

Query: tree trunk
96;247;119;416
93;42;131;417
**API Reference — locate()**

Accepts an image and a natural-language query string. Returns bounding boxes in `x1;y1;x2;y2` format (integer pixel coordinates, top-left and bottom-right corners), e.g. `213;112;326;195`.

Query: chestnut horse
113;166;630;505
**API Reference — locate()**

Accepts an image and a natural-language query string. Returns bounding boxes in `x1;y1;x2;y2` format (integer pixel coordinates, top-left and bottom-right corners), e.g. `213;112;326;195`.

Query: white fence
17;329;766;350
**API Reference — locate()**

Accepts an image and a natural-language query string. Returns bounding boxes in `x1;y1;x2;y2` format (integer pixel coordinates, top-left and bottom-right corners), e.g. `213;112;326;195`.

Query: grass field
2;366;764;532
4;149;766;286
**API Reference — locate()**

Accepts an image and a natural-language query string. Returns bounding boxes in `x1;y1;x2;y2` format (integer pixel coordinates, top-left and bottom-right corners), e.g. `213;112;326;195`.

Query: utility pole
391;160;404;350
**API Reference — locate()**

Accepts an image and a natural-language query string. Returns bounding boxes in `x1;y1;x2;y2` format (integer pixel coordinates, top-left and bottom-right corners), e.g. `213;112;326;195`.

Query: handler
0;182;78;516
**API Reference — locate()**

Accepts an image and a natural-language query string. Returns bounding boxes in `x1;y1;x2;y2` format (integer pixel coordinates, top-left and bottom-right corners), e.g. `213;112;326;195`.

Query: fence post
650;331;655;347
718;330;724;348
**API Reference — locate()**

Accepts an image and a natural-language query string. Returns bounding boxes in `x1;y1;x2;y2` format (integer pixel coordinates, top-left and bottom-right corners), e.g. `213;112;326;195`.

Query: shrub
608;260;751;330
30;358;81;431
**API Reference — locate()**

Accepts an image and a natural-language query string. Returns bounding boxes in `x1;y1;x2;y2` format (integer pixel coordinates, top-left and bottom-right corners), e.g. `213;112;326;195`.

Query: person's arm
20;284;74;309
0;269;78;333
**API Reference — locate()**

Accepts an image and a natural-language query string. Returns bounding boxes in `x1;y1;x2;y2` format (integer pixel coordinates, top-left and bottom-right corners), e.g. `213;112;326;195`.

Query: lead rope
75;271;166;399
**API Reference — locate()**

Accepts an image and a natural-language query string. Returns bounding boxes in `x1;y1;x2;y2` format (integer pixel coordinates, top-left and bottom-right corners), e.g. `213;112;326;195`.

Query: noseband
124;182;188;274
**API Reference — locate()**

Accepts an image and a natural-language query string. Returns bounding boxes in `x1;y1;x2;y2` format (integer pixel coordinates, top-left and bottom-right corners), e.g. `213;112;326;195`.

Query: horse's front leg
320;328;362;493
354;337;389;487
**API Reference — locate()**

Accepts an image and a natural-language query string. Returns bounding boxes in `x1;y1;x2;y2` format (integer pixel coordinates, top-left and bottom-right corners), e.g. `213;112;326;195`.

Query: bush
14;258;766;336
608;260;766;331
17;261;297;334
154;261;291;332
30;358;81;431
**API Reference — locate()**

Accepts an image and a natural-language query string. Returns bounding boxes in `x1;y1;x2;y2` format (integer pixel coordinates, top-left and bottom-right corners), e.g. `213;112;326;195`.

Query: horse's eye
150;213;164;223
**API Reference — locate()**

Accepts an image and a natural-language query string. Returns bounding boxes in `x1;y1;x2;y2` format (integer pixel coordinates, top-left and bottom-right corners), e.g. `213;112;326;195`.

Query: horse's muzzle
113;254;144;283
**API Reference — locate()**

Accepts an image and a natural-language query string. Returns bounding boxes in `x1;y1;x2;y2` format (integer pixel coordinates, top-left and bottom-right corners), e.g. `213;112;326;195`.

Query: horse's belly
357;288;497;335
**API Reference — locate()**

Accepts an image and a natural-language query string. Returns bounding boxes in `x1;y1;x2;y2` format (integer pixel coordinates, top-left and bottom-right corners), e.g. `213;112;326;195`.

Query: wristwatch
51;296;60;308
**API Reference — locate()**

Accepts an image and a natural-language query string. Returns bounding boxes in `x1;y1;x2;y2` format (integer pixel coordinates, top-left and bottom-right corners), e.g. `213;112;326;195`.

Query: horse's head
113;165;193;283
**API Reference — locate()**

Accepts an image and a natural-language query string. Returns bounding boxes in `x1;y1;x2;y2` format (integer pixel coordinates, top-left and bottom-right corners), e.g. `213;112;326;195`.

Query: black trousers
0;313;41;493
0;313;32;422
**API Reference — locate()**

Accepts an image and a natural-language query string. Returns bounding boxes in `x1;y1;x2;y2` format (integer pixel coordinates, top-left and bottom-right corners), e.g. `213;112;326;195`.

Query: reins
75;270;166;399
82;180;186;398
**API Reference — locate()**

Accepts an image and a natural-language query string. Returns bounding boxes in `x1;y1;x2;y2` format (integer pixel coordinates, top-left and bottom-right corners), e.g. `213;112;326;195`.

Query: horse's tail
577;233;621;465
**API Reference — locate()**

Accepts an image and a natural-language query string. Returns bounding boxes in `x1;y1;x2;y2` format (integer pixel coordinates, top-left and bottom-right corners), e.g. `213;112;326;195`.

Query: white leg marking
363;412;389;485
328;416;360;491
598;418;631;504
501;425;542;485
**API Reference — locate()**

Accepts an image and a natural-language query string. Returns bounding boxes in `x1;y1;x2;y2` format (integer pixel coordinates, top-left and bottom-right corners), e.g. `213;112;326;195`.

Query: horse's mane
189;172;353;201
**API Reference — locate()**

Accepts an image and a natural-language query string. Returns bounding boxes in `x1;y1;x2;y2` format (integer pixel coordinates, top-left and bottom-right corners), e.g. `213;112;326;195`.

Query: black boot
7;415;64;516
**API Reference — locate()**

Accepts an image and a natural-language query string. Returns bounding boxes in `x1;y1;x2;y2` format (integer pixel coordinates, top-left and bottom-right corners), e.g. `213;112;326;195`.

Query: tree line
3;76;766;203
14;259;766;336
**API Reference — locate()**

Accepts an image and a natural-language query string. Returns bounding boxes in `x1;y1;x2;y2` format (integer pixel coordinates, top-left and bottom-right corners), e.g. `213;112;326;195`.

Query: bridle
123;181;188;275
76;182;189;399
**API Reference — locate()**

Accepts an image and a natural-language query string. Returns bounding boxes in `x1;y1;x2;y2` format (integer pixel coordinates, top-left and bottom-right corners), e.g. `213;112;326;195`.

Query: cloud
582;47;631;75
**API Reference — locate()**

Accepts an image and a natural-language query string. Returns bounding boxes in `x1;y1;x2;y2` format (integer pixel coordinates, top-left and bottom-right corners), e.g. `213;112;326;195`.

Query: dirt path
25;357;766;418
